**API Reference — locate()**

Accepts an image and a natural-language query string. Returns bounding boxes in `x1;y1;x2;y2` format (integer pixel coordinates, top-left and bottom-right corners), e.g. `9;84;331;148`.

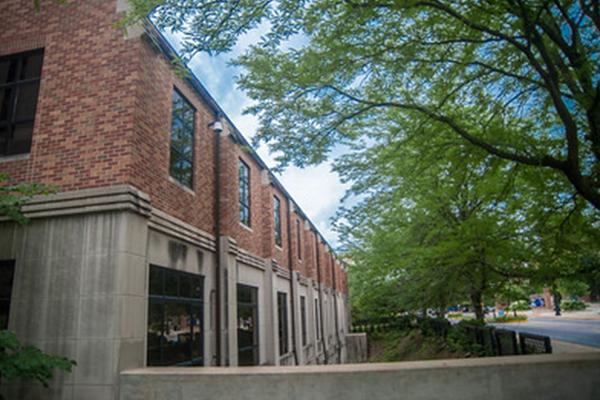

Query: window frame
314;298;321;341
169;88;196;189
300;295;307;347
296;219;302;260
237;283;260;366
0;49;44;156
273;196;282;247
277;291;289;356
239;159;251;227
147;265;204;367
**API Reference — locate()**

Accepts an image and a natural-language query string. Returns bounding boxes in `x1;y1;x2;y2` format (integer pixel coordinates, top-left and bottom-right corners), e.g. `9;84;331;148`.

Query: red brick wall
0;0;137;190
0;0;348;292
129;40;217;234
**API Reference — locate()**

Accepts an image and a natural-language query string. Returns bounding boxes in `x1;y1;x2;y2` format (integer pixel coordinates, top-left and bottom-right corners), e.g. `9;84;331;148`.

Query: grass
368;329;466;362
446;312;463;319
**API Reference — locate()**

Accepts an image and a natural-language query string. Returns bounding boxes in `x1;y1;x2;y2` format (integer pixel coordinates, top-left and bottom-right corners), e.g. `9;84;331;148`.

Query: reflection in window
277;292;288;356
239;160;251;226
169;89;195;188
147;265;204;366
237;284;259;366
0;50;43;156
0;260;15;329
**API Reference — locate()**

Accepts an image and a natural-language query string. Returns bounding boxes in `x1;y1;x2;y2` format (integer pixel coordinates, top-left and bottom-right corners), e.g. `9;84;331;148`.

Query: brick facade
0;0;347;294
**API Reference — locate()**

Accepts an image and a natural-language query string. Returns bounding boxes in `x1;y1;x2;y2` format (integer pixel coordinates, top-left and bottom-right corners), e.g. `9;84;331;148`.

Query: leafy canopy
124;0;600;211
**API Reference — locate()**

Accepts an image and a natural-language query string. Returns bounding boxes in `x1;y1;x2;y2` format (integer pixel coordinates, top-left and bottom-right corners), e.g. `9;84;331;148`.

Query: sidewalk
552;340;600;354
525;302;600;321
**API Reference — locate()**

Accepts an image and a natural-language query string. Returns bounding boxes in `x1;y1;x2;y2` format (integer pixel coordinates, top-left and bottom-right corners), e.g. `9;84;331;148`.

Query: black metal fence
351;316;552;357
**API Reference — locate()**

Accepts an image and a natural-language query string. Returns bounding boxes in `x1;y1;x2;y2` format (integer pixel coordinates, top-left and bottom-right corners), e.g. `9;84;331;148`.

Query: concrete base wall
119;353;600;400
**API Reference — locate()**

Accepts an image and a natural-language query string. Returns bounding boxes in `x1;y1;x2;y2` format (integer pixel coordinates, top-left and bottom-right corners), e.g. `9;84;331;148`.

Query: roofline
143;20;339;256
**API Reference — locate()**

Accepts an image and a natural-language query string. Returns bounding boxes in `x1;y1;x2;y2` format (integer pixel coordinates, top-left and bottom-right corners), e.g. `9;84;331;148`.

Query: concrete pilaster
262;258;277;365
218;236;239;366
291;271;303;364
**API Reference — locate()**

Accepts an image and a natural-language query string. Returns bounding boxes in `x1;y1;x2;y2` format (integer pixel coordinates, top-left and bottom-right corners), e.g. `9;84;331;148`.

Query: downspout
314;234;328;364
331;253;341;363
212;118;223;366
286;198;299;365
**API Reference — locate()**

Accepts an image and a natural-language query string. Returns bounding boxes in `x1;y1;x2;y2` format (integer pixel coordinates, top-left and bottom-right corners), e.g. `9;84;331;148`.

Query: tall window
147;265;204;366
238;284;259;366
315;298;321;340
239;159;251;226
0;50;43;156
169;89;195;188
0;260;15;329
277;292;288;355
274;196;282;247
296;219;302;260
300;296;307;346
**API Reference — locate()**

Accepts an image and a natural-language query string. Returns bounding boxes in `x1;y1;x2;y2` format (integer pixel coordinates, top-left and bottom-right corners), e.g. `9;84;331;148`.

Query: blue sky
163;28;348;246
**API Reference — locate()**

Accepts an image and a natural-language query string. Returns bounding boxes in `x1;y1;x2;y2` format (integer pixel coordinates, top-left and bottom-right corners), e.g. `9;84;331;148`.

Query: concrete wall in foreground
119;353;600;400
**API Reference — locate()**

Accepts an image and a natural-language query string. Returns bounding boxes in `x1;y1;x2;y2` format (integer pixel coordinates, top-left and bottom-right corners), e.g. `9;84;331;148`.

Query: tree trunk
470;290;484;321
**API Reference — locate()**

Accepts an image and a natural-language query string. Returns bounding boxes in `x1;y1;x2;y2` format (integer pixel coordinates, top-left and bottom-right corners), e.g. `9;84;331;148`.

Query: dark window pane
7;122;33;155
277;292;288;355
147;300;164;365
164;302;192;365
0;59;18;84
148;265;204;367
15;83;39;121
237;284;259;366
0;300;10;330
169;89;194;189
192;277;203;299
164;271;178;297
191;304;203;362
0;50;43;156
0;89;13;121
20;52;43;80
0;260;16;330
274;197;282;247
149;267;163;295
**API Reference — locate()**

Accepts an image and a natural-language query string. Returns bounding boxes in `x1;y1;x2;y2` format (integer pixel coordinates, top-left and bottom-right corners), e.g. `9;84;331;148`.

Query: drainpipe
331;253;341;363
286;198;299;365
314;233;328;364
212;117;223;366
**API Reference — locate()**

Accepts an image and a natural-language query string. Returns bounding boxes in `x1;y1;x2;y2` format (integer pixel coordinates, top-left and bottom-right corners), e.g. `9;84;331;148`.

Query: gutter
286;198;299;365
315;234;328;364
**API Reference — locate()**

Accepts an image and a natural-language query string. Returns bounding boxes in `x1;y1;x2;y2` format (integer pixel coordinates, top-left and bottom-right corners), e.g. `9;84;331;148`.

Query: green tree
0;176;72;397
124;0;600;212
0;173;54;223
0;331;75;398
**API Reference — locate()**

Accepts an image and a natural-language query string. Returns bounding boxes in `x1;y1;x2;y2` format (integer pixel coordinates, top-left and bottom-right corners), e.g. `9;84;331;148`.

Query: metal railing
351;316;552;357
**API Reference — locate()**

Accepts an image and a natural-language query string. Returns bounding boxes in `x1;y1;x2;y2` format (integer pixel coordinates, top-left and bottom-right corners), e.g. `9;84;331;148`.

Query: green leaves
0;330;76;388
0;173;56;224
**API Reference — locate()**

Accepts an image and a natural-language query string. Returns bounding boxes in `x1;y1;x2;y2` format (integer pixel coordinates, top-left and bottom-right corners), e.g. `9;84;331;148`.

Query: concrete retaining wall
120;353;600;400
345;333;368;363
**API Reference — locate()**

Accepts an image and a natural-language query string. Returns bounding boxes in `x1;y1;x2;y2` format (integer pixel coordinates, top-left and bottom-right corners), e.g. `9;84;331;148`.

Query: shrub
490;315;527;323
508;300;530;311
0;330;76;397
562;300;587;311
446;319;486;357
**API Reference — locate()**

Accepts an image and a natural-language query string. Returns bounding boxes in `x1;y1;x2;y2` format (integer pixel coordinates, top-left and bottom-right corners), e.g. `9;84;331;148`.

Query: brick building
0;1;349;399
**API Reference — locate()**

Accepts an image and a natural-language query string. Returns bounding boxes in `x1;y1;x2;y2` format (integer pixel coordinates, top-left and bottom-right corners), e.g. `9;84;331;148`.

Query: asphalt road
493;318;600;348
